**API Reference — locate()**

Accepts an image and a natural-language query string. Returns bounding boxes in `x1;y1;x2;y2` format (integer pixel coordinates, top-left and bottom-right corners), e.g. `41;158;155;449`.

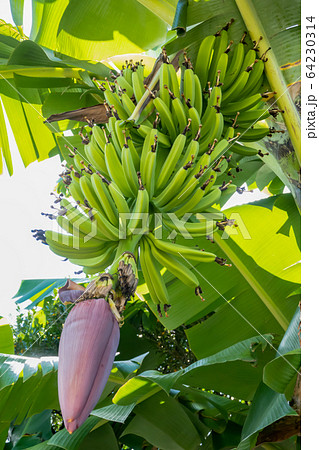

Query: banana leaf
263;307;301;394
0;318;14;354
31;0;168;60
113;334;275;403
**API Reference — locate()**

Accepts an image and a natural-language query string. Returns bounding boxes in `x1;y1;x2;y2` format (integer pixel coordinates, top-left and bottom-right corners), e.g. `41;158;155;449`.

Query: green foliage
14;278;88;309
0;354;59;448
13;297;65;357
2;302;300;448
263;307;301;395
0;317;14;354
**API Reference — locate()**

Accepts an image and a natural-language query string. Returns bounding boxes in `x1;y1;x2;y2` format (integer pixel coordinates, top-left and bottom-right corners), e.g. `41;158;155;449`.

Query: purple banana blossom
58;280;85;304
58;298;120;433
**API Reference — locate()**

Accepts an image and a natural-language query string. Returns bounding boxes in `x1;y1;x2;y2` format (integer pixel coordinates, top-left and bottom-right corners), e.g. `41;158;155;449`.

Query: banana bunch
90;28;281;158
38;25;281;316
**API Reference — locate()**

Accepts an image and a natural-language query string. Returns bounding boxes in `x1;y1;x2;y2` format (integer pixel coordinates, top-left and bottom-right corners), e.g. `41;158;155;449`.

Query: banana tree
1;0;300;448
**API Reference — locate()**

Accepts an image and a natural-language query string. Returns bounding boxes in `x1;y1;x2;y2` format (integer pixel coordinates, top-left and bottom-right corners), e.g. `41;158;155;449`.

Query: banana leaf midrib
214;232;289;330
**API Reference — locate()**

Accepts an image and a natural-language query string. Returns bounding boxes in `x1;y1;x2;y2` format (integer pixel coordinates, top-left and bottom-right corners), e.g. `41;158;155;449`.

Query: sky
0;1;81;320
0;0;268;323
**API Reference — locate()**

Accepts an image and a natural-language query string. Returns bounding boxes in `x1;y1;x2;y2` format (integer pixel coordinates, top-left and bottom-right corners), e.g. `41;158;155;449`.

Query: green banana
141;238;169;305
56;214;85;238
68;175;86;205
140;127;157;177
115;75;134;98
163;215;216;237
230;142;259;156
59;198;107;241
69;244;117;269
222;68;251;104
139;239;162;310
153;96;177;141
82;263;111;275
187;103;201;139
156;131;187;192
107;180;130;214
143;136;157;199
167;62;180;99
173;177;214;218
127;136;141;169
200;105;218;140
193;186;222;212
213;156;228;176
240;59;265;98
122;64;133;84
241;47;257;71
45;230;106;258
193;74;203;117
201;84;222;128
224;125;235;141
92;126;106;150
188;150;211;180
121;91;136;116
121;143;139;196
147;232;216;263
104;141;135;197
207;29;229;84
232;109;271;125
195;35;216;89
127;184;149;236
104;89;128;120
85;140;108;176
136;61;145;82
236;126;270;141
178;136;199;170
107;116;122;156
146;235;200;288
90;173;119;226
114;119;126;148
183;68;196;106
153;160;193;208
159;62;171;109
222;93;264;115
223;39;245;90
199;111;224;154
213;52;229;86
90;208;119;241
136;124;171;148
171;94;188;134
79;176;105;215
132;70;145;103
72;153;85;173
